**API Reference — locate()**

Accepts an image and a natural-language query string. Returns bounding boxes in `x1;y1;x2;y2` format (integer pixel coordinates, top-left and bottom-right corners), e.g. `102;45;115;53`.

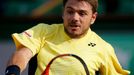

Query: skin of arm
7;47;33;72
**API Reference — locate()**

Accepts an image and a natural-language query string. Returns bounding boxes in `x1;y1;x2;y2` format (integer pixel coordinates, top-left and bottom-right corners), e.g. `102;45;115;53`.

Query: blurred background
0;0;134;75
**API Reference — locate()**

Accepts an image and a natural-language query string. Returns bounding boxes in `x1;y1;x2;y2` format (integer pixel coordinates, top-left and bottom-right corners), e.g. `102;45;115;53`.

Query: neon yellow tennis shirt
12;23;130;75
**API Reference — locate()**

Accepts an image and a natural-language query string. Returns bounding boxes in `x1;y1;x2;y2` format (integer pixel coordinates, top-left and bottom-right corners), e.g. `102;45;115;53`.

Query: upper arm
100;44;130;75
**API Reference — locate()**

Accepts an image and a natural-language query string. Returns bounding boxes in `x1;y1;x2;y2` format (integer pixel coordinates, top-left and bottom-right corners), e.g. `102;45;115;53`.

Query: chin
69;33;84;38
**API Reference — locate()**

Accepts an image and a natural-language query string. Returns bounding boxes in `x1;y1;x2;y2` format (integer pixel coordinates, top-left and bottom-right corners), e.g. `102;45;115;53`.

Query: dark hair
63;0;98;13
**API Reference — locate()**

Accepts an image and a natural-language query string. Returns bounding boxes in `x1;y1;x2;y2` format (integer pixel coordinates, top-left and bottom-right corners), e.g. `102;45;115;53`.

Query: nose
71;13;80;22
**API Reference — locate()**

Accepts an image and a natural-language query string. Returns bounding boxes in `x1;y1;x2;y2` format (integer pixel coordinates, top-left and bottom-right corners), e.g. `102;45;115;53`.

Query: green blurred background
0;0;134;75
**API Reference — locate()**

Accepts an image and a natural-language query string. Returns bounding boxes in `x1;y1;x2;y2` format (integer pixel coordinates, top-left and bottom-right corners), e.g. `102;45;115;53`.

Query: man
5;0;130;75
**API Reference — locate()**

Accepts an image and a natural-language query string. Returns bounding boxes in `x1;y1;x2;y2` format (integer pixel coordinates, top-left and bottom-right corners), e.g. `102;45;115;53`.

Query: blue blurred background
0;0;134;75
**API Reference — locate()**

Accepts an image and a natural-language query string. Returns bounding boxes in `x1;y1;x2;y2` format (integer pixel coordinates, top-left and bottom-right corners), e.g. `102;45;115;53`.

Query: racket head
41;54;89;75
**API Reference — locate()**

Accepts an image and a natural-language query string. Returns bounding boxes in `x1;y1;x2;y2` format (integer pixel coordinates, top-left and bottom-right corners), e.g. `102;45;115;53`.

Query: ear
62;15;64;20
62;9;65;20
91;12;98;25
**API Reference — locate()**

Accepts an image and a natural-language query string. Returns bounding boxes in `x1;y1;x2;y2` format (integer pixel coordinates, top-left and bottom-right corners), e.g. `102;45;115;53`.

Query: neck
65;29;89;39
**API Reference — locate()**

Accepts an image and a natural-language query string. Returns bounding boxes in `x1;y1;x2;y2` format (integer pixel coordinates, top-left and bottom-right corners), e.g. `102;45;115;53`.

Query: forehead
65;0;92;10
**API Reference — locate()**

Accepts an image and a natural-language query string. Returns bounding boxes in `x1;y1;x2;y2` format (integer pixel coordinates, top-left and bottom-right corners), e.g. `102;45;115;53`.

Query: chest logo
88;42;96;47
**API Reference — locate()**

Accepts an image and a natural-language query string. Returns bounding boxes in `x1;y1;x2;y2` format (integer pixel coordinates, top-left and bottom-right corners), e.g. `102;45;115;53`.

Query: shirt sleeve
12;23;47;56
100;44;130;75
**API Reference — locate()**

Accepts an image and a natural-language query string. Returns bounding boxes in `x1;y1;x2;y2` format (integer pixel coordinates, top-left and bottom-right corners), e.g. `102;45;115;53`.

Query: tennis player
5;0;130;75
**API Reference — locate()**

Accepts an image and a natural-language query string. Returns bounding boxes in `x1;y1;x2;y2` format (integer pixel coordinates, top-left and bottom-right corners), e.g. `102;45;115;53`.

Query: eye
79;11;87;16
67;10;74;15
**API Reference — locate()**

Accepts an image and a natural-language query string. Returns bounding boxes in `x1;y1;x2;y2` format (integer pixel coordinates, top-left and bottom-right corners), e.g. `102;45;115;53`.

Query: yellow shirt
12;23;130;75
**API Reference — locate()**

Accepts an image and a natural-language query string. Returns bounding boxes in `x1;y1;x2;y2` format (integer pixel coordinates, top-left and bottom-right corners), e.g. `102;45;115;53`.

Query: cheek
82;17;92;25
81;18;90;25
63;15;69;22
81;19;91;30
63;16;68;24
63;17;69;28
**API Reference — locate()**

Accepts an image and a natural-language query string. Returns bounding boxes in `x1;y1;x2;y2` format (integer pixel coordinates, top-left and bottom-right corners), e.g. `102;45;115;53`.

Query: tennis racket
41;54;90;75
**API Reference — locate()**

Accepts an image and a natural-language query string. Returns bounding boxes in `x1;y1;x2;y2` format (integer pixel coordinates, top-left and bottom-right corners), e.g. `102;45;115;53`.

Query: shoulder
32;23;63;31
91;31;114;52
36;23;64;36
35;23;63;28
35;23;63;27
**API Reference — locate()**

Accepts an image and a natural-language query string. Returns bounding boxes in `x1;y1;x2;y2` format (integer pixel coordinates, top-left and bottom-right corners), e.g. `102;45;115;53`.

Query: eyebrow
66;6;74;10
66;6;88;13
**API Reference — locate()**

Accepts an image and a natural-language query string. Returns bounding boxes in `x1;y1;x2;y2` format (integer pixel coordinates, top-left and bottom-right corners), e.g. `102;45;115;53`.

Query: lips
70;24;81;27
69;24;80;31
70;24;80;27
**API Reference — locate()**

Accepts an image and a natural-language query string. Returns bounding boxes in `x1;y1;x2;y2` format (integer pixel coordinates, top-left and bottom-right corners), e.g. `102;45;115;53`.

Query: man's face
63;0;97;38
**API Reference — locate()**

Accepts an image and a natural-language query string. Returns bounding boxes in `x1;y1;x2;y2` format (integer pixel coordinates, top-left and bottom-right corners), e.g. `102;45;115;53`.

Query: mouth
70;24;80;27
69;24;80;31
70;24;80;28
